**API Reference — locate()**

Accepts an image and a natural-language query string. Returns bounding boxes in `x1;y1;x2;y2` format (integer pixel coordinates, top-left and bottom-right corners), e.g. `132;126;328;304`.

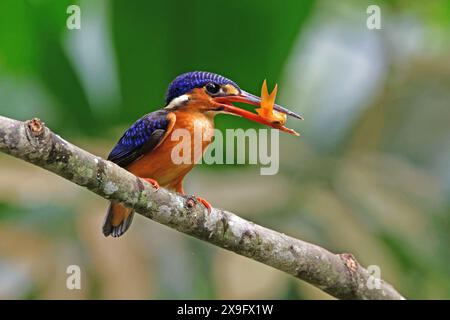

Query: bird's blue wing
108;110;172;167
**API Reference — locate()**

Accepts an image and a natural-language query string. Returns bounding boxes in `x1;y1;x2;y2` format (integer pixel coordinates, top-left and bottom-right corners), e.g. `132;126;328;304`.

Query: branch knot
27;118;45;138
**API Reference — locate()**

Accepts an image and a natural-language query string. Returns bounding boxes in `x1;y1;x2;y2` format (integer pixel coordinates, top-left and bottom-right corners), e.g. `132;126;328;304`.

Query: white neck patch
165;94;189;109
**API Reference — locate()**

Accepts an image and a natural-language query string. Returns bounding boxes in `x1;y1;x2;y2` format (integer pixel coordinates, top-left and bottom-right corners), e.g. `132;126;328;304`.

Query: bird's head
165;71;303;125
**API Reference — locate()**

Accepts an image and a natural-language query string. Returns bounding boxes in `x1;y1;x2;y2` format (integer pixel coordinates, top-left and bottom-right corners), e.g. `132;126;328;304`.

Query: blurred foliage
0;0;314;135
0;0;449;299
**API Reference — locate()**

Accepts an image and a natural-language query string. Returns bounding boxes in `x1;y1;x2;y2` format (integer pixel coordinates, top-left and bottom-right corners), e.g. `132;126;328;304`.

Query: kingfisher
103;71;302;237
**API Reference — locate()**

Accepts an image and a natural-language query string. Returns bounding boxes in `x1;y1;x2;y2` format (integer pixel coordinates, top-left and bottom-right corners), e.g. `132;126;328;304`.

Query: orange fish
255;80;299;136
256;80;287;125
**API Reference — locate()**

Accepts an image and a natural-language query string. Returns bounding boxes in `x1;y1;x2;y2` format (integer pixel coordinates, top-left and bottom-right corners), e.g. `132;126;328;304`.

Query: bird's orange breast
125;110;215;190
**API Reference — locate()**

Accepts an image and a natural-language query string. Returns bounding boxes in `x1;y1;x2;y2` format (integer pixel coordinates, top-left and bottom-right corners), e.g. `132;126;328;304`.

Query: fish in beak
213;85;302;136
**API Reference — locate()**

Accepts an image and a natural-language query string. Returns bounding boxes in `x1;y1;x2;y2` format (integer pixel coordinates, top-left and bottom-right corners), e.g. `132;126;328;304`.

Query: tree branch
0;115;405;300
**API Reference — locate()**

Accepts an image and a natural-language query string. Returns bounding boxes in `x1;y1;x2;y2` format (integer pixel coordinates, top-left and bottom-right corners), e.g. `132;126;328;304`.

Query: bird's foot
196;196;212;213
186;195;212;213
142;178;160;190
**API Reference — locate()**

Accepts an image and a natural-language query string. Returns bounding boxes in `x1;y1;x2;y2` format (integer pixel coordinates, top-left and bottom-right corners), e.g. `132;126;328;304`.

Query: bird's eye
205;82;220;95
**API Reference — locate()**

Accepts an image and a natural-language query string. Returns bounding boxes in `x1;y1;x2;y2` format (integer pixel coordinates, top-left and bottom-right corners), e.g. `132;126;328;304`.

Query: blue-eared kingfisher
103;71;303;237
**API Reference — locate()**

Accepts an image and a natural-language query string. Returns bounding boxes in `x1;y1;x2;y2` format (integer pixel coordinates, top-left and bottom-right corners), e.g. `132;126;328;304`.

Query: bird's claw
196;196;212;213
143;178;160;190
186;195;212;214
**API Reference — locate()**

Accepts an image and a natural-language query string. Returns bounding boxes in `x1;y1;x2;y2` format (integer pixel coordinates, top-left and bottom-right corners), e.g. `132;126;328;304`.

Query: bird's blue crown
165;71;239;104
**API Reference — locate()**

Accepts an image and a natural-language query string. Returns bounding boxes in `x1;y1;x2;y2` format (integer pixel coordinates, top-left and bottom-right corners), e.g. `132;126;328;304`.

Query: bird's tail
102;202;135;237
